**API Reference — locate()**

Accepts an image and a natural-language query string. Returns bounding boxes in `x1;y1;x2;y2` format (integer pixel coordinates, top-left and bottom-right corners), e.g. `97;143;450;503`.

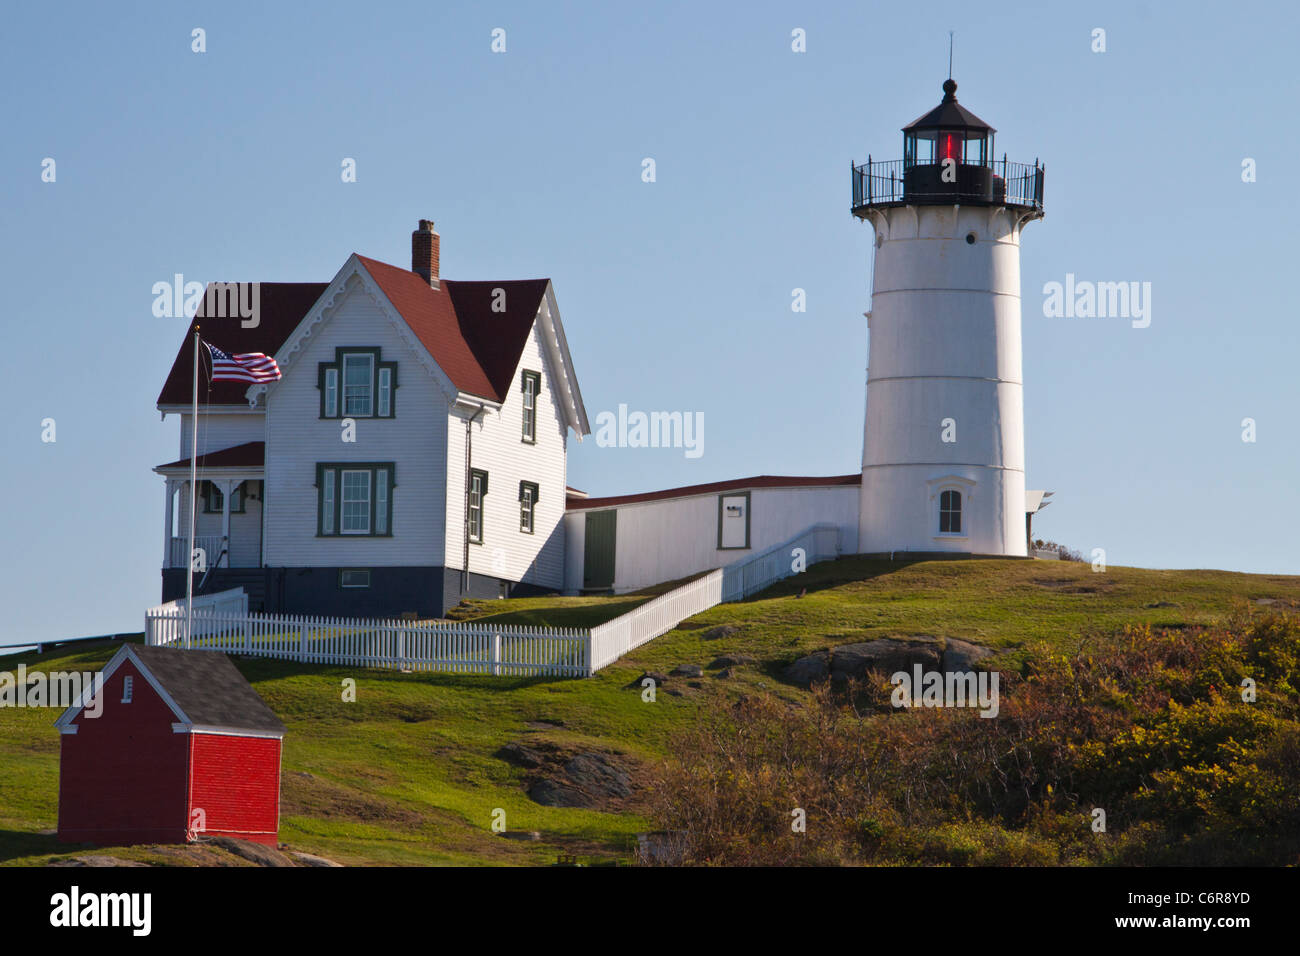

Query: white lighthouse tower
852;78;1045;556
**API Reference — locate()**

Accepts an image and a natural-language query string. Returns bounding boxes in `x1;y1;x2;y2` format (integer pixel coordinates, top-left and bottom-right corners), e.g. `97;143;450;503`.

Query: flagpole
186;326;199;649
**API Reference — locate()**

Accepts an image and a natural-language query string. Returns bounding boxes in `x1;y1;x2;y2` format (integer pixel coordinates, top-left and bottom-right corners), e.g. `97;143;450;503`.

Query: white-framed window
121;675;134;704
320;349;395;419
469;469;488;543
343;354;374;417
521;370;539;443
341;469;372;534
317;463;394;537
928;476;974;538
939;489;962;534
519;481;538;534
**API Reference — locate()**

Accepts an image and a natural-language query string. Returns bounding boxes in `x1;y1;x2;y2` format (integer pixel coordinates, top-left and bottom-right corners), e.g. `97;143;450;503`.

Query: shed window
121;675;134;704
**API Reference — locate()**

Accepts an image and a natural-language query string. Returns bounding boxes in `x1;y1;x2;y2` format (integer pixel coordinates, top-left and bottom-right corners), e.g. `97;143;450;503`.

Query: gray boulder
701;625;741;641
941;638;995;672
670;664;703;678
709;654;755;669
564;753;632;799
784;636;994;688
829;639;942;681
783;650;830;686
497;741;546;769
528;778;590;808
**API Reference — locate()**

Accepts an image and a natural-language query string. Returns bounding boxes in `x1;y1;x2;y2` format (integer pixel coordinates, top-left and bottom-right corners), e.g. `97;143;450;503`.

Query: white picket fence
145;524;843;677
721;524;841;602
146;608;590;677
589;569;723;672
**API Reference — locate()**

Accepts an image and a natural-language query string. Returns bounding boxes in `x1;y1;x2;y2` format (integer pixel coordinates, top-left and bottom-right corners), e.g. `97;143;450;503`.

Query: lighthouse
852;78;1045;556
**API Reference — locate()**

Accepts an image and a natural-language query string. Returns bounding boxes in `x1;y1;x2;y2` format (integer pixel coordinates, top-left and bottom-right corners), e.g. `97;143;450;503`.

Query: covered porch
155;442;265;570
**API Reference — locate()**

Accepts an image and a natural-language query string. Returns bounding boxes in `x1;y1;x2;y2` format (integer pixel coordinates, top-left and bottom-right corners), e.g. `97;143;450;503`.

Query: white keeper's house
156;79;1052;617
157;221;590;617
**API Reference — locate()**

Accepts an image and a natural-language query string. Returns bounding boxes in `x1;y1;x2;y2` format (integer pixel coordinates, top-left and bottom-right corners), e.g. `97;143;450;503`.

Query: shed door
583;510;616;590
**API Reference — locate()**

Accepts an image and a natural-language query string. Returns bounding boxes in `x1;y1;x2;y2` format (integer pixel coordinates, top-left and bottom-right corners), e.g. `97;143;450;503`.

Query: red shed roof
156;258;551;407
566;474;862;510
55;644;286;737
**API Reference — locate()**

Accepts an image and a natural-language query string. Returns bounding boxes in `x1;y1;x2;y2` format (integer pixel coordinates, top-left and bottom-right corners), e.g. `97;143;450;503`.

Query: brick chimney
411;219;440;289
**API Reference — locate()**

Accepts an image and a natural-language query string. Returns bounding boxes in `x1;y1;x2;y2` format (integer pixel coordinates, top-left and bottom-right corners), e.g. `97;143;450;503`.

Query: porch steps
199;569;267;611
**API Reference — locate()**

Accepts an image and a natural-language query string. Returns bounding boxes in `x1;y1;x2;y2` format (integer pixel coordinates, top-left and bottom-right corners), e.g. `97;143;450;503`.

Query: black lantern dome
851;78;1043;215
902;79;995;169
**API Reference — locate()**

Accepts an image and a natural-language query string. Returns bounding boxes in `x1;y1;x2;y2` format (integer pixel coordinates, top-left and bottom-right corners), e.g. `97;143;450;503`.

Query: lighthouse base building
564;78;1050;594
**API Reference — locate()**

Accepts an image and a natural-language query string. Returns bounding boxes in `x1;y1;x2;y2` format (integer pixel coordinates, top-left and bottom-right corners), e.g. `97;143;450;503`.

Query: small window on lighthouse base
928;476;974;539
939;490;962;534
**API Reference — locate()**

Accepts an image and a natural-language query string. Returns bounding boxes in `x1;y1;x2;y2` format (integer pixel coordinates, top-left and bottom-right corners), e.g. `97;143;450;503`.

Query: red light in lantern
939;132;961;164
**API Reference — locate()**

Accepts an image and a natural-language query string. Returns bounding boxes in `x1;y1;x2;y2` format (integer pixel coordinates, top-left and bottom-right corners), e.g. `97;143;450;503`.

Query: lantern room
903;79;994;169
850;78;1044;214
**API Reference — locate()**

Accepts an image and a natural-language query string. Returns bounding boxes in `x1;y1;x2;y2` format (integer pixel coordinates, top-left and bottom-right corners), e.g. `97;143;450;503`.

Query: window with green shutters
316;463;395;536
521;370;539;443
319;348;396;419
519;481;539;533
468;469;488;544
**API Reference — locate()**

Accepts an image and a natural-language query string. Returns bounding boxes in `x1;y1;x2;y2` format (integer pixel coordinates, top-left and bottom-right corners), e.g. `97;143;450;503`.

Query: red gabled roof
156;259;552;408
157;284;330;407
355;257;549;403
566;474;862;510
156;441;265;471
446;278;552;401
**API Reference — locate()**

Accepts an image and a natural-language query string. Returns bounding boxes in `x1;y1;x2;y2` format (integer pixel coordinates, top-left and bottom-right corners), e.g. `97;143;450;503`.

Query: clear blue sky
2;0;1295;648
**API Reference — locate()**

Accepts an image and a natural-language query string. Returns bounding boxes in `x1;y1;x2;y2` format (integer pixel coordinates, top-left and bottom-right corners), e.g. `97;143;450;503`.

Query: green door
583;510;616;590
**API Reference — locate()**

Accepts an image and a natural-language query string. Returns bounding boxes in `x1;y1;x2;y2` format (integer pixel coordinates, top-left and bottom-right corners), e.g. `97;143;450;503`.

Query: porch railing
168;535;229;569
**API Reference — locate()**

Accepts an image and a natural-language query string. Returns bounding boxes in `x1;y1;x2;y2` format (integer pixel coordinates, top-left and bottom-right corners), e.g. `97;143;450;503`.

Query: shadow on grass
233;656;585;692
742;556;929;603
0;828;65;864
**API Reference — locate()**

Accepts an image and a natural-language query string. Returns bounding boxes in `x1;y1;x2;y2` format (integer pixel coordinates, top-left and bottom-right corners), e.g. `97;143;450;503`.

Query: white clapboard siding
184;494;262;567
566;485;860;593
178;412;266;458
444;317;567;588
262;279;449;567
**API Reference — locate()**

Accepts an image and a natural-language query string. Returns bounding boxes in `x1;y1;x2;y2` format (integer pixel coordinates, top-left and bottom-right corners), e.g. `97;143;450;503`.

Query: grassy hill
3;557;1298;867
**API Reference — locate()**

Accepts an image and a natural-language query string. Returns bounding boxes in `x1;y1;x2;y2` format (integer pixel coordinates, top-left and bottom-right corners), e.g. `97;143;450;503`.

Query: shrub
649;610;1300;865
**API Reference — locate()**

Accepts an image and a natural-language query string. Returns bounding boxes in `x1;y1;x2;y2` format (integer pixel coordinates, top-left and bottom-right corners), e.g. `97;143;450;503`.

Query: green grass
3;557;1297;866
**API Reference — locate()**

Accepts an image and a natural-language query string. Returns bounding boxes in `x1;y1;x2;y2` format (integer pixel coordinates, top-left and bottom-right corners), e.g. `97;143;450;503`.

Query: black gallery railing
852;157;1044;211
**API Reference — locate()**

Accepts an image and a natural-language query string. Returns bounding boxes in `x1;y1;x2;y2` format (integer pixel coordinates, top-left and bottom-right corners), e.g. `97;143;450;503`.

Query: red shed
55;644;286;846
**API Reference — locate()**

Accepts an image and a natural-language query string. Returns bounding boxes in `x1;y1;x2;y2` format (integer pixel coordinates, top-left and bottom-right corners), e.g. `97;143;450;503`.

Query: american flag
204;341;281;383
